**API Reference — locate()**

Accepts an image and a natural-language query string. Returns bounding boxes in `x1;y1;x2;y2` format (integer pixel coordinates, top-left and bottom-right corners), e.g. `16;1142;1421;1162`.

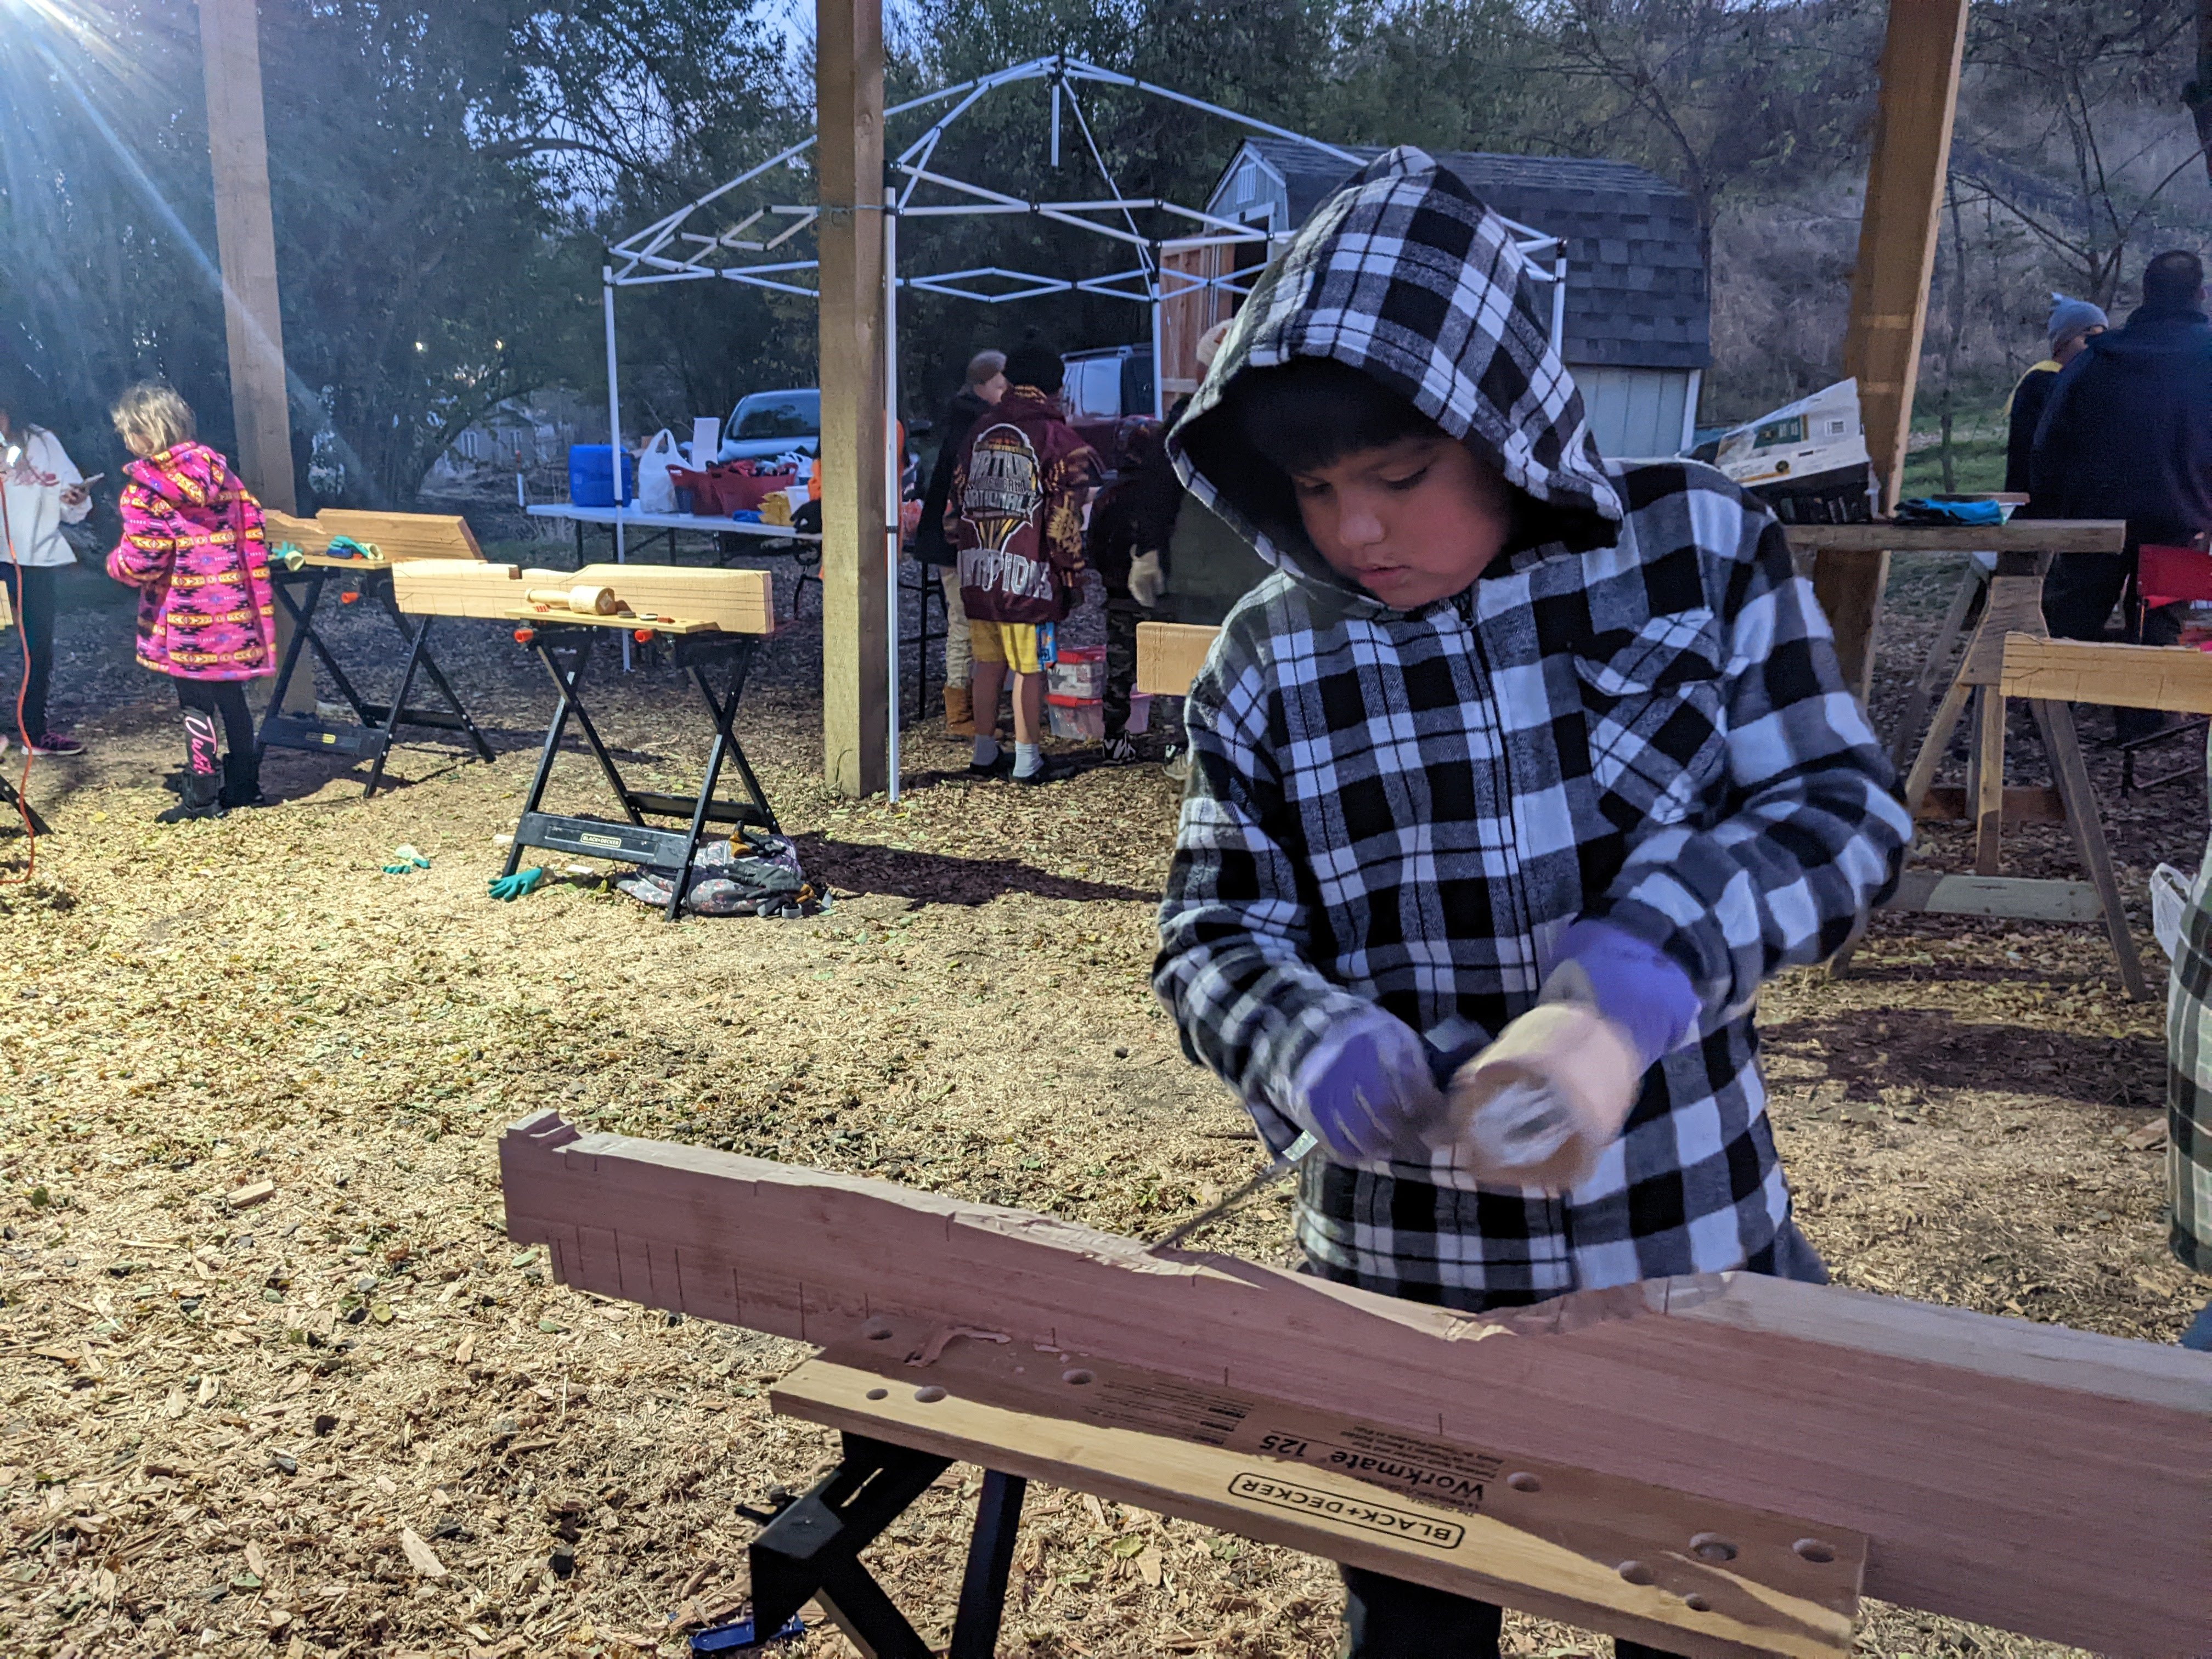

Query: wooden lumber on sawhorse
254;533;496;793
264;508;482;563
776;1353;1864;1659
1867;546;2148;998
1999;633;2212;715
1778;521;2126;720
392;561;774;635
498;1112;2210;1656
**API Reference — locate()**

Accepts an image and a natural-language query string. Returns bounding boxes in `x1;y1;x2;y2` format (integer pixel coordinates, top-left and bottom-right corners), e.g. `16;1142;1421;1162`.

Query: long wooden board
392;562;773;634
777;1353;1864;1659
263;508;480;562
498;1113;2210;1654
1780;521;2126;555
571;563;773;634
1880;870;2105;924
2000;633;2212;716
1135;621;1220;697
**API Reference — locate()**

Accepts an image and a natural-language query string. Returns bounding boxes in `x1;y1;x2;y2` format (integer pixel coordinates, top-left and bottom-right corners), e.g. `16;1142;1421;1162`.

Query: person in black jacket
1084;420;1182;760
913;349;1006;733
2034;250;2212;656
2003;294;2106;501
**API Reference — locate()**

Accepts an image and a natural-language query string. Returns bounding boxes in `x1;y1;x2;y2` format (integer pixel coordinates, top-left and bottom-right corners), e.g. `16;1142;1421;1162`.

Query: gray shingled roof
1229;138;1710;372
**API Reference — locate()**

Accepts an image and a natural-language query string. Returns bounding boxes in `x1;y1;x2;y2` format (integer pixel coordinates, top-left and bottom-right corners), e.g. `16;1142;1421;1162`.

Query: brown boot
943;683;975;736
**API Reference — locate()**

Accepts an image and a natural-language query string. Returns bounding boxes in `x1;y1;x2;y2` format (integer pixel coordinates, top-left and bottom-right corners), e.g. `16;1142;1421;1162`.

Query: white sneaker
1161;747;1191;785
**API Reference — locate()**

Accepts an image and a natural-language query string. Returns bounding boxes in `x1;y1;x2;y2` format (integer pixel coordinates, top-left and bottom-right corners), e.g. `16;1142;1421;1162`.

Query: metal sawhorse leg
501;625;778;922
258;566;493;794
706;1434;1026;1657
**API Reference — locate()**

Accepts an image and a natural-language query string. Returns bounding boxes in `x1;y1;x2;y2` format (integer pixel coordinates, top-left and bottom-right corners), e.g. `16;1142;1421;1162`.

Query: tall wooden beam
500;1113;2210;1655
1819;0;1970;701
200;0;309;711
199;0;295;514
1841;0;1968;512
816;0;888;797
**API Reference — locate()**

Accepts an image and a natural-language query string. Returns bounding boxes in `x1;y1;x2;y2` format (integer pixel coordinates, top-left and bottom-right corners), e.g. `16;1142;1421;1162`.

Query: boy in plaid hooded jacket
1154;150;1910;1656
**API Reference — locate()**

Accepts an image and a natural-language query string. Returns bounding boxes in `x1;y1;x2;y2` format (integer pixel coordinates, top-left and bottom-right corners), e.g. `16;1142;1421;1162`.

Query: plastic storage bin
1047;698;1105;741
1046;645;1106;703
568;445;637;508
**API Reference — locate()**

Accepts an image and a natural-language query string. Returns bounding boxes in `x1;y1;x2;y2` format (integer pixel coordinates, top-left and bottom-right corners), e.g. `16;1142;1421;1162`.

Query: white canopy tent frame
599;54;1567;799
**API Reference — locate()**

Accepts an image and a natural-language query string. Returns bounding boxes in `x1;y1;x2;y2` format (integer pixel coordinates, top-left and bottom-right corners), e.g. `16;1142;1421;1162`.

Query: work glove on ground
1284;1006;1447;1164
1437;921;1700;1190
488;867;546;901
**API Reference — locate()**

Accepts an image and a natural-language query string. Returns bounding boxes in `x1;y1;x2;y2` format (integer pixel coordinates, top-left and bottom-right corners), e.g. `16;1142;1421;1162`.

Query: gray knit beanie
2047;294;2108;353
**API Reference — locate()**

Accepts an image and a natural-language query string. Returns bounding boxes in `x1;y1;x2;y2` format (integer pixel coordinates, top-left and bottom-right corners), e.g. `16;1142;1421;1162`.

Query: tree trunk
2192;0;2212;186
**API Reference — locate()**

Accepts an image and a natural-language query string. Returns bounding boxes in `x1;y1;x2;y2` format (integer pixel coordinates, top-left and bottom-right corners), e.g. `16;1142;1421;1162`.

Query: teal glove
381;844;430;876
488;867;545;901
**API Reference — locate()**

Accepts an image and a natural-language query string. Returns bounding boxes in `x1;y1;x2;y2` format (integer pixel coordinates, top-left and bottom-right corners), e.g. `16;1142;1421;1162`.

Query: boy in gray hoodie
1154;150;1910;1656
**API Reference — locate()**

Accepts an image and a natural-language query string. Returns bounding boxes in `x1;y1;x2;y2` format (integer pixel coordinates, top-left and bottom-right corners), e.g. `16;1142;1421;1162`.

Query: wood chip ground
0;540;2196;1658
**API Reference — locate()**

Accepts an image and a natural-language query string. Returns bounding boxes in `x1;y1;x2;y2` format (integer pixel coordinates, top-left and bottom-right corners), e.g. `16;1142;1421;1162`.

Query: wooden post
1818;0;1969;704
1842;0;1969;509
816;0;888;798
199;0;308;708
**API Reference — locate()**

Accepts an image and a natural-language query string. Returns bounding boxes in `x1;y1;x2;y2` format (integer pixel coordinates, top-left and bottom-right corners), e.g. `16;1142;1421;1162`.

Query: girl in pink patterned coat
105;383;275;821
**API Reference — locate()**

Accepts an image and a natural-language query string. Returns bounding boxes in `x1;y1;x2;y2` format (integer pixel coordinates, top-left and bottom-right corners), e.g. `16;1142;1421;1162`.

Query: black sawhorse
501;622;778;922
259;563;493;794
706;1433;1024;1657
0;773;49;838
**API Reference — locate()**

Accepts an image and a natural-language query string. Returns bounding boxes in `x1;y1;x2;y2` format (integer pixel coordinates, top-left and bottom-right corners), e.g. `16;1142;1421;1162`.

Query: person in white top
0;390;92;754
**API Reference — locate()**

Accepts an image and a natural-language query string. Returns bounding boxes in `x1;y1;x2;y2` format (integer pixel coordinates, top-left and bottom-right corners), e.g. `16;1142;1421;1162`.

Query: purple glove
1544;921;1701;1072
1286;1008;1445;1163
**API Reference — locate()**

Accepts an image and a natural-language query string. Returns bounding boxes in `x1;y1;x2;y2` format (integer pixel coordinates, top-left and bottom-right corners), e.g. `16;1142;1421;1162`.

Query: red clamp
513;626;536;645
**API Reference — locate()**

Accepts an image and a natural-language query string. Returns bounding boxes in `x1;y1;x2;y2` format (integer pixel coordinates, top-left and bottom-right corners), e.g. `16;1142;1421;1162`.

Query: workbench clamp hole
1689;1532;1738;1563
1505;1471;1541;1493
1793;1538;1837;1564
1616;1560;1655;1586
912;1385;947;1403
865;1387;889;1401
1060;1368;1094;1386
1682;1593;1713;1613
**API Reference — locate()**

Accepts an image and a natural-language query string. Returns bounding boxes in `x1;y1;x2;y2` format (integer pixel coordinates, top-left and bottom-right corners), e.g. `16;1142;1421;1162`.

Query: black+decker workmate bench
258;510;494;794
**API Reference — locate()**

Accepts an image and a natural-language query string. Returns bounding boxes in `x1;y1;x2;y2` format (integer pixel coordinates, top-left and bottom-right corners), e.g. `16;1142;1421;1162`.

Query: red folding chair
2123;544;2212;792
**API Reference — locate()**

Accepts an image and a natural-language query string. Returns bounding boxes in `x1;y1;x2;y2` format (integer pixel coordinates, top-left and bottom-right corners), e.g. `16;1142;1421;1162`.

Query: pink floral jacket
106;443;275;681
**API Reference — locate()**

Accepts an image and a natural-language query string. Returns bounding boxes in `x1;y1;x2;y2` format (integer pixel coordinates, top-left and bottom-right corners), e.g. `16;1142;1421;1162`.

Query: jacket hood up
125;441;240;511
1169;147;1622;596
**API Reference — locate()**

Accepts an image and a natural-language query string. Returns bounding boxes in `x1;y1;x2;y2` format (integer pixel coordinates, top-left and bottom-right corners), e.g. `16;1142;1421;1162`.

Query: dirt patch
0;550;2194;1658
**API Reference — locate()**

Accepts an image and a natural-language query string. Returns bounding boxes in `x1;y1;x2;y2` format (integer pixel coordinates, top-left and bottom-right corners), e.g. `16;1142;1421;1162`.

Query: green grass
1899;431;2008;497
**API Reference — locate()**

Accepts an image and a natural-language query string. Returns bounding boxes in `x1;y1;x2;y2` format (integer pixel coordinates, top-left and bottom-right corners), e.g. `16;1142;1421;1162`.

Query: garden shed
1184;137;1710;458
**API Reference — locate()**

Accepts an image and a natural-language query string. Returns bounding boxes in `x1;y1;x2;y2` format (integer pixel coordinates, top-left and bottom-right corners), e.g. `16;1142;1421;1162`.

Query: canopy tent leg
603;266;632;670
884;187;902;804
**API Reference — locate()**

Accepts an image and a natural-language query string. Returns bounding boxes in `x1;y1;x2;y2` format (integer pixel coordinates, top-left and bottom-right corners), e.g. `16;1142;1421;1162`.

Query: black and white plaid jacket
1156;149;1909;1306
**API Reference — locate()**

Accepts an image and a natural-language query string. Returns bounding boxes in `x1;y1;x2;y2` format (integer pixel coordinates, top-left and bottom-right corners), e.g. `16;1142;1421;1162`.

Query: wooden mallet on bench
523;584;620;616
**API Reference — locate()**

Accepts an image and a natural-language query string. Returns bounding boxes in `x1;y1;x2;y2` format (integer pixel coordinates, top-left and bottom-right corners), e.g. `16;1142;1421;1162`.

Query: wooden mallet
523;584;619;615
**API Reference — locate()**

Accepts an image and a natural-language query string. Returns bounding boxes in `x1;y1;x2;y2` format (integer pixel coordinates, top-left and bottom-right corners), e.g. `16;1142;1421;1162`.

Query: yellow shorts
970;620;1046;674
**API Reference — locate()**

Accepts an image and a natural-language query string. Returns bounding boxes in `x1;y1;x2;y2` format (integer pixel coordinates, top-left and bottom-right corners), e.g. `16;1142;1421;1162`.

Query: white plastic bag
2152;863;2193;960
636;429;680;515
